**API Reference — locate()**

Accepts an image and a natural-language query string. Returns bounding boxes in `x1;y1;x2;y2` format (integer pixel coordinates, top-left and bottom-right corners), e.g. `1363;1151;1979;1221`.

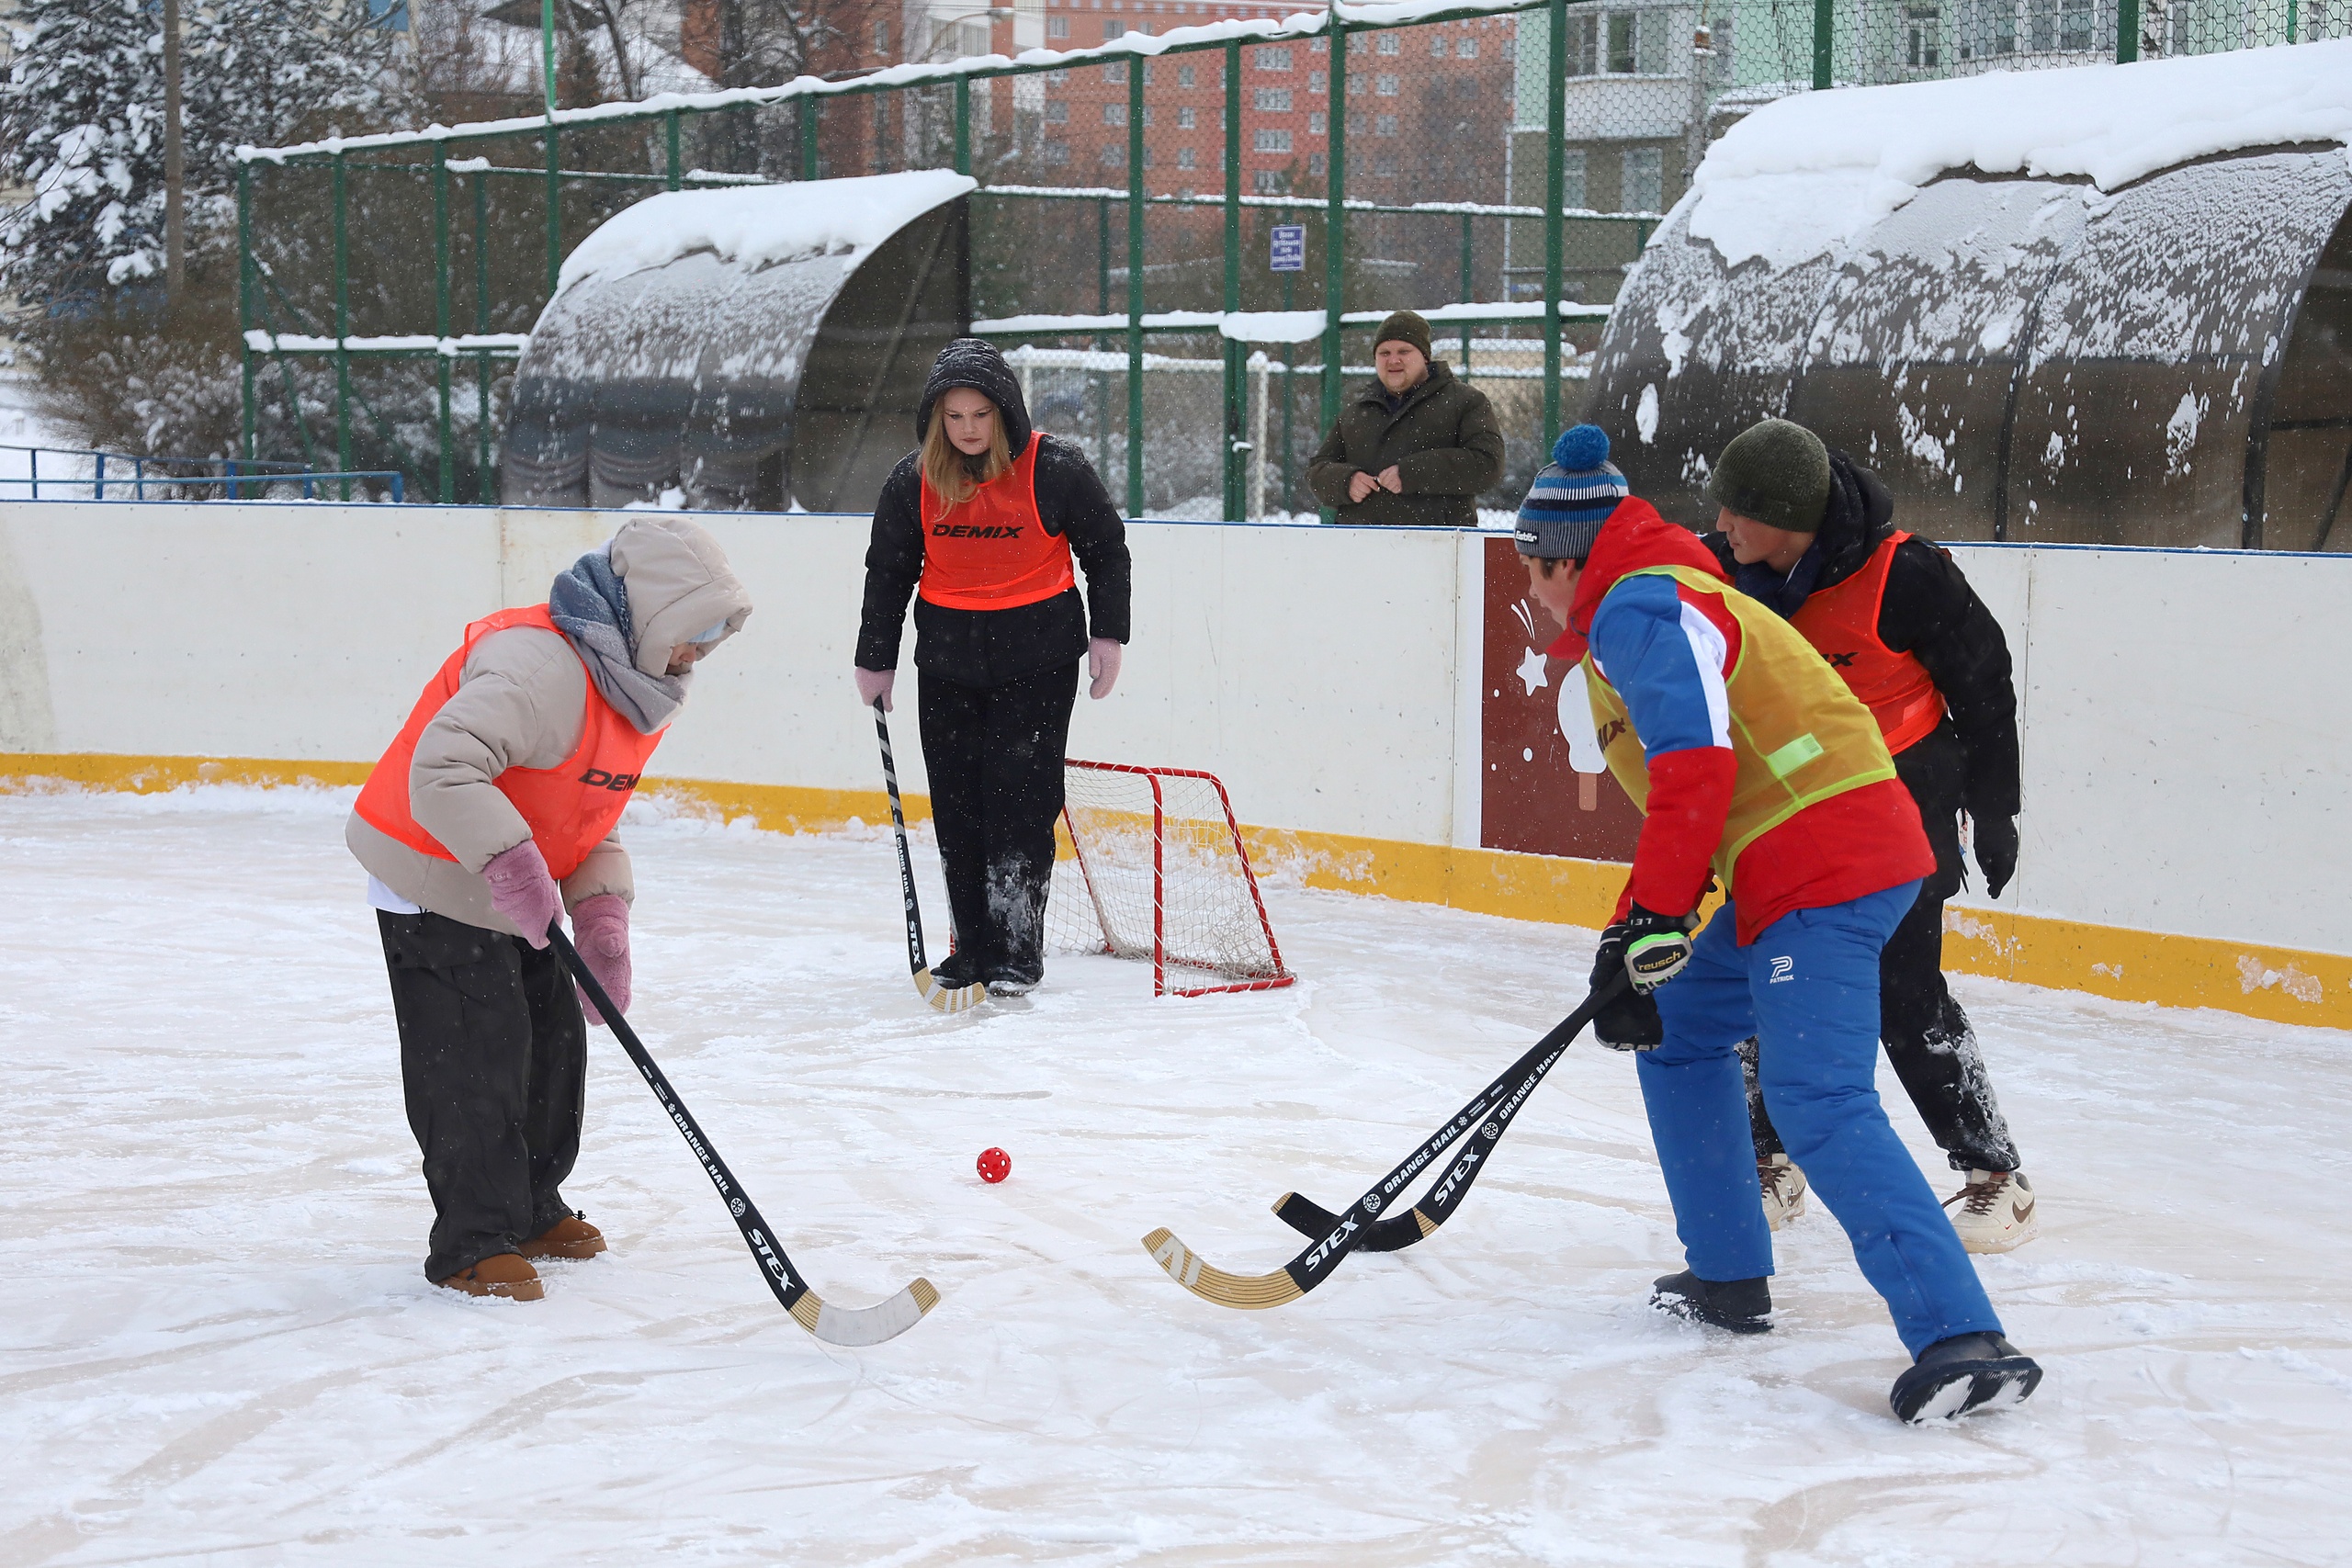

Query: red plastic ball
977;1147;1012;1184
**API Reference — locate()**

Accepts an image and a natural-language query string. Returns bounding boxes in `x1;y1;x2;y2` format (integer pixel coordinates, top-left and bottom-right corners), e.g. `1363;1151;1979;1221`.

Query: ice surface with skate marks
2;784;2348;1565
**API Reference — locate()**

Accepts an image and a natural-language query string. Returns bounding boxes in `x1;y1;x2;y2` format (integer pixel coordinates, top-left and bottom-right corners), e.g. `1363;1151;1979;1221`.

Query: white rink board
1;501;2346;955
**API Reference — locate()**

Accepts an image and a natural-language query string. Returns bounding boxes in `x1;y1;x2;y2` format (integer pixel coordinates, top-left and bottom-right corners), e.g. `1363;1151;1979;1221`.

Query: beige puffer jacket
346;516;752;936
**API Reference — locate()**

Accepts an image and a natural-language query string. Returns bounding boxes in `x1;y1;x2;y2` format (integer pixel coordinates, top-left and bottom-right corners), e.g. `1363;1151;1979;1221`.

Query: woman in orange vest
854;340;1131;997
349;517;752;1300
1702;419;2034;1255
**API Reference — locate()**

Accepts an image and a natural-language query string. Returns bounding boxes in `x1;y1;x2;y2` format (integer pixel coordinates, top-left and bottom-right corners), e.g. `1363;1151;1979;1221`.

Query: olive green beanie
1374;310;1433;360
1705;418;1832;533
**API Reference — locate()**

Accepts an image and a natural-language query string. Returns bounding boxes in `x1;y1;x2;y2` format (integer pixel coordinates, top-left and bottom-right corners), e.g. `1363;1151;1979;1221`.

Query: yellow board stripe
6;753;2346;1032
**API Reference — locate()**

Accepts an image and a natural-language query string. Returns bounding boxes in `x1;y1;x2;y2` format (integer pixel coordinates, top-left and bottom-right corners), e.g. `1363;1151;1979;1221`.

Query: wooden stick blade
915;968;988;1014
1141;1227;1304;1310
787;1277;942;1346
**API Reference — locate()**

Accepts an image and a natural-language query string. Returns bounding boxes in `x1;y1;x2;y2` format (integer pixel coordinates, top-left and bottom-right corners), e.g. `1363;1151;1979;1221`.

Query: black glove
1589;933;1663;1051
1618;903;1698;991
1972;814;2018;899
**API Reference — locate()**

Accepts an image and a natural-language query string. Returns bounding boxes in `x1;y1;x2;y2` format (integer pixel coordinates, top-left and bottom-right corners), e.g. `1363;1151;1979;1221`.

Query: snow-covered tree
0;0;402;313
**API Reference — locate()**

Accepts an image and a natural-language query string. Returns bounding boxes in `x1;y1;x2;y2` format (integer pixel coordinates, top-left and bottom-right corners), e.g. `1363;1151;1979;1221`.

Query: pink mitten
571;894;631;1026
1087;637;1123;700
481;840;561;949
854;665;896;712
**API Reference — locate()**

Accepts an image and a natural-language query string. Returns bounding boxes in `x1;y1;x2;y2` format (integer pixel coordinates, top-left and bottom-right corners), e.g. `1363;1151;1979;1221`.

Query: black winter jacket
856;340;1132;687
1703;451;2020;820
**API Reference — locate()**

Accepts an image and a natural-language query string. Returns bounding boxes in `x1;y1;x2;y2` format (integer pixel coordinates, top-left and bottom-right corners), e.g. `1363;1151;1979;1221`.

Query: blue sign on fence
1269;224;1306;273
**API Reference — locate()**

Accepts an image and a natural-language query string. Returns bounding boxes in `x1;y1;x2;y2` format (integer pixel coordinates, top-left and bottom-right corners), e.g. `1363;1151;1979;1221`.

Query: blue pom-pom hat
1516;423;1629;561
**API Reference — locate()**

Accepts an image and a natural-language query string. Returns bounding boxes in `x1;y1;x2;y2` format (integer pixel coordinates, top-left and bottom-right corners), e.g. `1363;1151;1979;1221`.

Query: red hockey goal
1048;760;1295;998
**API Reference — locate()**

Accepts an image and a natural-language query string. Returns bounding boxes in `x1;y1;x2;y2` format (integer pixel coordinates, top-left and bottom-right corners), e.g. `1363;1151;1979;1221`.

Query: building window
1105;60;1125;82
1307;110;1326;134
1254;128;1293;152
1307;152;1326;175
1178;63;1195;86
1622;146;1662;212
1905;4;1939;66
1105;19;1125;38
1374;153;1396;175
874;18;889;51
1047;69;1069;84
1346;111;1363;134
1104;102;1126;124
1254;168;1286;192
1430;35;1449;56
1178;105;1195;128
2059;0;2096;51
1601;9;1671;73
1562;148;1587;210
1046;101;1069;122
1308;69;1326;92
1043;141;1070;165
1346;72;1363;95
1102;143;1126;166
1256;87;1291;110
1374;113;1396;135
1347;32;1366;52
1255;44;1291;69
1377;31;1399;52
1375;73;1398;95
1178;146;1197;169
1458;36;1476;58
1310;36;1327;53
1048;16;1069;38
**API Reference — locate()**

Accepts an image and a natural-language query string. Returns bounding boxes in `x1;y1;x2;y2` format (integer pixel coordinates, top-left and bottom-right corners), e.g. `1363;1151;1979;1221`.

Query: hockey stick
1141;970;1629;1310
873;696;987;1014
549;923;940;1346
1271;971;1634;1253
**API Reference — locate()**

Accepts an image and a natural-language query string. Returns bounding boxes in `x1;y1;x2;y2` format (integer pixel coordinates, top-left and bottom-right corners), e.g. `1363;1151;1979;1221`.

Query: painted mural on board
1478;536;1644;863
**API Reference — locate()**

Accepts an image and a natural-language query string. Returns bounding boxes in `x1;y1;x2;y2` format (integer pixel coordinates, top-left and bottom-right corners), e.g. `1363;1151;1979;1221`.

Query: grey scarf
548;545;686;735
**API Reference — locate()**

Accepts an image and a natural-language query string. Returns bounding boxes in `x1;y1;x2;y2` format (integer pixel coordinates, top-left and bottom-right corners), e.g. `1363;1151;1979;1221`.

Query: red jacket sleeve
1612;747;1736;921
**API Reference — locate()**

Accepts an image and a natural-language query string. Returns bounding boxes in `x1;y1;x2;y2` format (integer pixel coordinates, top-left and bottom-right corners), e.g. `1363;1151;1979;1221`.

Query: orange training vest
1788;531;1947;755
354;605;666;881
916;436;1075;611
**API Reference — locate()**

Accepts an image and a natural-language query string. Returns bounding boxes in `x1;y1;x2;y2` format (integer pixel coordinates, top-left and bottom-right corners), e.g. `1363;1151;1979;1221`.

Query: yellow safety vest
1585;564;1899;897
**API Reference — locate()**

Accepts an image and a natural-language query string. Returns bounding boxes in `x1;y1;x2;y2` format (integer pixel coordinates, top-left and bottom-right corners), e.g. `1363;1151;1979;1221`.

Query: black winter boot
1649;1269;1772;1333
930;949;980;987
1889;1332;2042;1423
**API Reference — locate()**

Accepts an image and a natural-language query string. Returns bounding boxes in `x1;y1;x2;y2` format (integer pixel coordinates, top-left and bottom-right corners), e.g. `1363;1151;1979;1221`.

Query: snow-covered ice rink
4;785;2348;1566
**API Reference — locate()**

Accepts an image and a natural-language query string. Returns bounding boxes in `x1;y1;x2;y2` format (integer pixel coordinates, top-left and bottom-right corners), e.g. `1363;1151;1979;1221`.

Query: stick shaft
873;699;931;976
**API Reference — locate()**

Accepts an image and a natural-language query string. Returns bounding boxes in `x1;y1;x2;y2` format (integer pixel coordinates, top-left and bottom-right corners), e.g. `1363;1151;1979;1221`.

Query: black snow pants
1745;724;2021;1173
379;908;586;1280
918;660;1080;985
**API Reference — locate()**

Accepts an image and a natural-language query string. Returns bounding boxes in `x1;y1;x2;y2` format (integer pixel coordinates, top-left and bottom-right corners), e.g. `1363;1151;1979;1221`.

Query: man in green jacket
1306;310;1505;527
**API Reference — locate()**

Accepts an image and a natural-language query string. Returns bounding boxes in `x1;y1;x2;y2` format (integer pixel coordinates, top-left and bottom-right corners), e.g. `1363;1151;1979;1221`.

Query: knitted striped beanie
1514;424;1627;561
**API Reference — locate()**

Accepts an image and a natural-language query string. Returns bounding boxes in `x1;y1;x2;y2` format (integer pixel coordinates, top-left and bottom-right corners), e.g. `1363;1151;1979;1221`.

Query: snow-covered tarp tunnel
1585;41;2352;551
500;171;976;514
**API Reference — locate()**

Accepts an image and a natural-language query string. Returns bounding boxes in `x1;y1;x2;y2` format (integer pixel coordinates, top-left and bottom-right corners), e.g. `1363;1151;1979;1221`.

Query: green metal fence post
2288;0;2300;43
1223;39;1244;520
2117;0;2140;60
665;109;682;188
332;151;352;499
434;149;454;504
237;161;255;470
1458;209;1473;374
1320;12;1348;493
474;168;492;502
955;77;972;175
1125;55;1146;517
801;96;820;178
1544;0;1566;439
1813;0;1834;88
545;122;562;302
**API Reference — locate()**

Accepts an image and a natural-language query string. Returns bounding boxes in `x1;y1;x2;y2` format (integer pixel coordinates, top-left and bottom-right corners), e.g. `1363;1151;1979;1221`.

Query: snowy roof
555;170;976;293
1685;40;2352;272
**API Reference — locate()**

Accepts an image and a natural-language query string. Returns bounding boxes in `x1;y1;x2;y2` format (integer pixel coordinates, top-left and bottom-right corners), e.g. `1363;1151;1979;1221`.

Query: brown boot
436;1252;545;1301
519;1213;607;1261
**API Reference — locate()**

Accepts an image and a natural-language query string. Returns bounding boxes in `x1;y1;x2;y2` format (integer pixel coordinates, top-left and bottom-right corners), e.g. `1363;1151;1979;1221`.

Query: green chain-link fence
235;0;2340;516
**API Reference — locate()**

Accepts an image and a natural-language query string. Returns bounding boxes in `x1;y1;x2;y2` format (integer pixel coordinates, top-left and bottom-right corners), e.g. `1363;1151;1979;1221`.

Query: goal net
1047;760;1295;997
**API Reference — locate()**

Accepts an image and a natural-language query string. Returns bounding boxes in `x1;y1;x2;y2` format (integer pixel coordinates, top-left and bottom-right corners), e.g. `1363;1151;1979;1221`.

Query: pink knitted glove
570;894;631;1026
854;666;895;712
481;840;560;949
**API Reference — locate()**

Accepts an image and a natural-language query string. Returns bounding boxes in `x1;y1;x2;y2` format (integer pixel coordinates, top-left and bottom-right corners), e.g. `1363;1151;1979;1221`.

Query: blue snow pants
1636;882;2002;1357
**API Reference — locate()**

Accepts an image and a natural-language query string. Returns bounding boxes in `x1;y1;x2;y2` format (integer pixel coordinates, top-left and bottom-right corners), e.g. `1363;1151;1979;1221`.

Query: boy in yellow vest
1515;425;2039;1422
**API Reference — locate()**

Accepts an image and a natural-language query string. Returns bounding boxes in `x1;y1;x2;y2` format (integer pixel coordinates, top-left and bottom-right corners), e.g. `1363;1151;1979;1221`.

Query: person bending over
348;517;752;1301
1702;417;2034;1254
1512;423;2039;1423
854;339;1132;996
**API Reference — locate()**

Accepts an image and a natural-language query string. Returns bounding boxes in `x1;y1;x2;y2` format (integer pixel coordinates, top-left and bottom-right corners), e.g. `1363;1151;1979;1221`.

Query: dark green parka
1304;361;1506;527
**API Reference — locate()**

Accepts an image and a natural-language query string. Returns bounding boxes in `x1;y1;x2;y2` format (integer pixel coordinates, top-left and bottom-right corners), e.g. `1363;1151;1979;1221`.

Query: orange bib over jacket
1788;531;1947;755
916;437;1074;611
354;605;665;880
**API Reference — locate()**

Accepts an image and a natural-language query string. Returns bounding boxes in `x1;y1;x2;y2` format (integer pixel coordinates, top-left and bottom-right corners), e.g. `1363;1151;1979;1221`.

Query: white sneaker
1758;1155;1808;1231
1945;1169;2039;1254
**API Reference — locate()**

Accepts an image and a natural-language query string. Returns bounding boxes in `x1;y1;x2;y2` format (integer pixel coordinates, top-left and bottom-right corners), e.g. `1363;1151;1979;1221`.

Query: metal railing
1;446;406;503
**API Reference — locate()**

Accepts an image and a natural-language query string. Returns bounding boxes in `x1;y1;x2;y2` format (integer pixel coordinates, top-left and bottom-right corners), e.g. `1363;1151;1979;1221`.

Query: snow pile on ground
1687;39;2352;269
556;170;977;293
4;786;2349;1563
